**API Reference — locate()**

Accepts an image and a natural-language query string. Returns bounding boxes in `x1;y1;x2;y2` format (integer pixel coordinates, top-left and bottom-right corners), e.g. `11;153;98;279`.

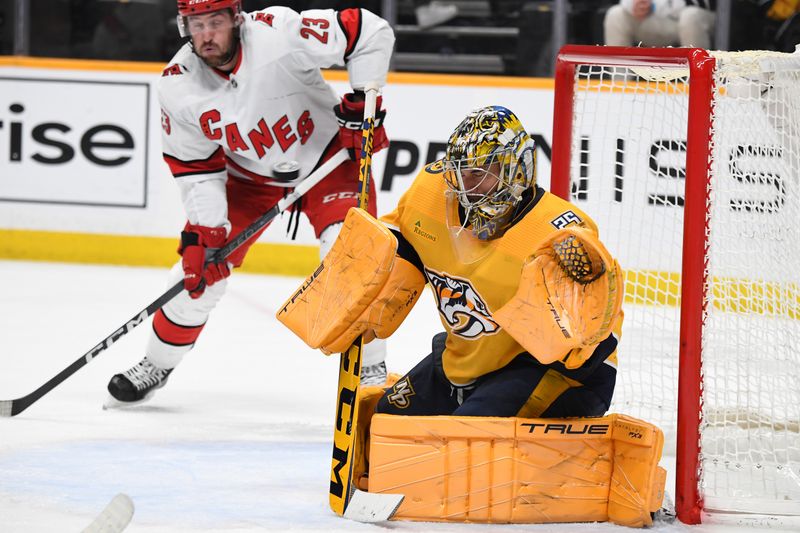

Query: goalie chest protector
379;163;599;384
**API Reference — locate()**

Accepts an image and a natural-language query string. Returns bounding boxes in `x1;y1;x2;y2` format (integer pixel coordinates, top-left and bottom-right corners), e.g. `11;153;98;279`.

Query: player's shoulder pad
531;191;589;230
158;46;194;85
157;50;200;115
409;159;446;193
423;159;445;175
161;63;186;78
244;6;296;31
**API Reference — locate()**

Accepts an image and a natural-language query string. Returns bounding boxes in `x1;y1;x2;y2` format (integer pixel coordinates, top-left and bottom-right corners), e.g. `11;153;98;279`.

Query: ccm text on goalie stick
328;83;404;522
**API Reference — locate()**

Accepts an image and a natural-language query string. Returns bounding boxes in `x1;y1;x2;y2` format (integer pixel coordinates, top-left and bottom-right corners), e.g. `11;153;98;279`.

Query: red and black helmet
176;0;242;38
177;0;241;17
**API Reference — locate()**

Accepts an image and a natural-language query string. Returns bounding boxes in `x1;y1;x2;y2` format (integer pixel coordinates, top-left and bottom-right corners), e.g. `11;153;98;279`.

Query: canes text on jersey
198;109;314;157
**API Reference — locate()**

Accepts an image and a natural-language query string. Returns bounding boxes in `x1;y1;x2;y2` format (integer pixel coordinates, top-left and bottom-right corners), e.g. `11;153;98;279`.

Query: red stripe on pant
152;309;205;347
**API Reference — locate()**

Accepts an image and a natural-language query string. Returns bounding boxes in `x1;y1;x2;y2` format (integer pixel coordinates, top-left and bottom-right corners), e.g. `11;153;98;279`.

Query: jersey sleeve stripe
337;8;362;60
163;147;226;178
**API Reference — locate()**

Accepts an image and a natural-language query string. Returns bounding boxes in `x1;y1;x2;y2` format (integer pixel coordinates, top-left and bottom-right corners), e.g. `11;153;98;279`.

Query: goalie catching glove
494;225;623;368
277;208;425;354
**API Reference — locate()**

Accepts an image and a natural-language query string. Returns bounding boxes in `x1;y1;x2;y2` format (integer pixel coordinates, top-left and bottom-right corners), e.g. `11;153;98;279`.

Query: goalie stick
328;84;404;523
81;493;134;533
0;149;349;418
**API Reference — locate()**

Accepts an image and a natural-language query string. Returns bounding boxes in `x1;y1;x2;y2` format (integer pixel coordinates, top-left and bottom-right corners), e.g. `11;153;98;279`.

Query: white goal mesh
559;48;800;519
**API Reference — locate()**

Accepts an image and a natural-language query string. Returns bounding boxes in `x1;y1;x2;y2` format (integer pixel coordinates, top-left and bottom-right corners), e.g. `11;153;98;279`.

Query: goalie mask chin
445;189;495;264
443;105;536;244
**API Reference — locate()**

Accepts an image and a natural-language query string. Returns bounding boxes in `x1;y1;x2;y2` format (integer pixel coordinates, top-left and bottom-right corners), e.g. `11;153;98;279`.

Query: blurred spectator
604;1;716;48
765;0;800;51
680;1;716;47
414;0;458;29
767;0;799;21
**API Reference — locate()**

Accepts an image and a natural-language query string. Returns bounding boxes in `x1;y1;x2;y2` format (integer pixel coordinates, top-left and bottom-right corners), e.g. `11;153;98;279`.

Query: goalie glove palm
494;226;623;368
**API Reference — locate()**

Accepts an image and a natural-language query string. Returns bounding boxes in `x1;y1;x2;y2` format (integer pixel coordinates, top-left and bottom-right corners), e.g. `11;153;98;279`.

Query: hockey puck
272;160;300;182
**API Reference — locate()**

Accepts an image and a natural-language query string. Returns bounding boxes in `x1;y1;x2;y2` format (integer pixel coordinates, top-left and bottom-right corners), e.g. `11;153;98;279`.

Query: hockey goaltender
279;106;666;527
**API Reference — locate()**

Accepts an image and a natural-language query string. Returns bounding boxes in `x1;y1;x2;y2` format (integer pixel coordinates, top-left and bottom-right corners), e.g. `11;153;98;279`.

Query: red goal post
550;45;800;525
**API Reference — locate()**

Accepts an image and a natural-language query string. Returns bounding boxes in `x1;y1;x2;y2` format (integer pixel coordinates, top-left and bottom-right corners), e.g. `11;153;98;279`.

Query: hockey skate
104;357;173;409
360;361;388;386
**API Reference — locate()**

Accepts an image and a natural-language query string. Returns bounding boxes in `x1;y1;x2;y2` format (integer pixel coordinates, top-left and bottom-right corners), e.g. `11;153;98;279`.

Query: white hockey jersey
158;7;395;230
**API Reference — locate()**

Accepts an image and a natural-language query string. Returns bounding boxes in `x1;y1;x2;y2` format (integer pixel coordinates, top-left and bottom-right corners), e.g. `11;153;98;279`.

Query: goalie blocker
277;207;425;354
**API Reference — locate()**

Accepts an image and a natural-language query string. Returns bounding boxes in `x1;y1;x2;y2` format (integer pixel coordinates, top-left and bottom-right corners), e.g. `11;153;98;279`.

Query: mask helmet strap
177;14;188;38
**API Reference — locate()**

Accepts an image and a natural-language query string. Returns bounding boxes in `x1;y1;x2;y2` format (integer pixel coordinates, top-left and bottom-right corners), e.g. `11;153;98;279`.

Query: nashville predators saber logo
387;377;416;409
424;268;499;339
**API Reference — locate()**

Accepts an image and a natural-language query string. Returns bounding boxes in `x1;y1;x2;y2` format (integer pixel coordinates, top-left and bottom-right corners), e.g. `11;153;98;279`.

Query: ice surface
0;260;770;532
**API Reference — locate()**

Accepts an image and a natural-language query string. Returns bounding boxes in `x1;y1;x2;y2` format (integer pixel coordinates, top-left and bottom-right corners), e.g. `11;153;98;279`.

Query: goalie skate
360;361;388;386
652;491;677;524
104;357;173;409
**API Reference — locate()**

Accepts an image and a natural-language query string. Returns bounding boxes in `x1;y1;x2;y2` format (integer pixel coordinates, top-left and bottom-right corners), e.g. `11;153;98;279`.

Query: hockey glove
333;91;389;161
494;226;624;367
179;224;230;299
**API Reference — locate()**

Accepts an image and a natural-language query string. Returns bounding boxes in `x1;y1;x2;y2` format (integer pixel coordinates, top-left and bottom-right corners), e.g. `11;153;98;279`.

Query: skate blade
102;391;157;410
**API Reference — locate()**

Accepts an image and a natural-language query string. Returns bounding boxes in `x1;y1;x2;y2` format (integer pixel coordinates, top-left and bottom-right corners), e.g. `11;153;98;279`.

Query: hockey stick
81;493;135;533
0;149;349;418
328;84;403;522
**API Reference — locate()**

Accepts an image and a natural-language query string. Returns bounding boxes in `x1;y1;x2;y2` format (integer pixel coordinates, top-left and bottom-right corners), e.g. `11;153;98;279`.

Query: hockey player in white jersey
105;0;395;406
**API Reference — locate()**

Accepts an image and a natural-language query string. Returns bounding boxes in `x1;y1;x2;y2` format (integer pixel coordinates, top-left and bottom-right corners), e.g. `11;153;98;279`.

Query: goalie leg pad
276;208;397;350
367;413;664;527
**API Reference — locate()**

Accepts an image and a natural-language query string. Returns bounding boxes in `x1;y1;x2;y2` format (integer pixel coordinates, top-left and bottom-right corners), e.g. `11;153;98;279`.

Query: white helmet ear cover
177;15;188;38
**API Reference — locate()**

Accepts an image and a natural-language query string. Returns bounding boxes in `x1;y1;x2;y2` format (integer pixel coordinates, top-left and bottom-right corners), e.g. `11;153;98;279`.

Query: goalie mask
443;106;536;242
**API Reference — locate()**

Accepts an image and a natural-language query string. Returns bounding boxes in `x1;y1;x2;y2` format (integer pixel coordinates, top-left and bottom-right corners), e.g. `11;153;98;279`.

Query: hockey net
551;46;800;525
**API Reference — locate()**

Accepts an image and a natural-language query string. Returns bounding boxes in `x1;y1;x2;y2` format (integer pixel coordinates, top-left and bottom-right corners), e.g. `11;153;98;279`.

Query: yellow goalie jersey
380;162;619;385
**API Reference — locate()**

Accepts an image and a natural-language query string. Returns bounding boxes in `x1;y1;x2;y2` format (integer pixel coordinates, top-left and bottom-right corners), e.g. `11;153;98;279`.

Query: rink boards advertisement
0;76;149;207
0;58;557;273
3;57;787;278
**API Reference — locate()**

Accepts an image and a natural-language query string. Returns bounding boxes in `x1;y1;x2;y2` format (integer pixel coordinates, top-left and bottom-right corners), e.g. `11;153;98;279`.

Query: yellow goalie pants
375;332;617;418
